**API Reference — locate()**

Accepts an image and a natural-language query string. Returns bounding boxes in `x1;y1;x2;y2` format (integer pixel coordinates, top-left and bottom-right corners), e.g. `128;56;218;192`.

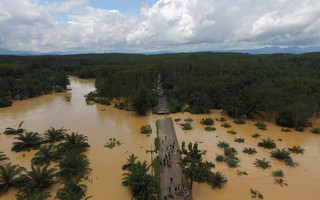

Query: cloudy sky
0;0;320;53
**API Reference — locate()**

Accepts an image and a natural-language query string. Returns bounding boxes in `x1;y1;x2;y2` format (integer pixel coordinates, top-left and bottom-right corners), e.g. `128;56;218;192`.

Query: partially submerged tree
0;163;26;196
56;176;89;200
3;121;25;135
18;165;57;193
58;150;91;178
179;142;227;190
122;154;158;199
43;127;66;143
16;188;51;200
11;132;42;152
32;144;63;166
58;132;90;153
0;152;9;162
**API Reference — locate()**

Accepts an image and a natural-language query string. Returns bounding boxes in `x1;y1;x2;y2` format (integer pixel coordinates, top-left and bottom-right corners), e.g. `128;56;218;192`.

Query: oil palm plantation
11;132;42;152
3;121;25;135
0;151;9;162
0;163;26;195
43;127;66;143
56;176;88;200
58;132;90;153
18;164;57;193
58;150;91;178
31;144;63;166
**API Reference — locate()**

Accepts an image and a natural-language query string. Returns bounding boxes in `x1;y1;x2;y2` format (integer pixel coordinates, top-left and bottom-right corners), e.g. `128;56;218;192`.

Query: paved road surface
158;117;192;200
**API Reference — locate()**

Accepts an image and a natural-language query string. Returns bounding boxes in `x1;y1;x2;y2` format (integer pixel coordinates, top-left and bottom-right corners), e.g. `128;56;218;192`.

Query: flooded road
1;76;320;199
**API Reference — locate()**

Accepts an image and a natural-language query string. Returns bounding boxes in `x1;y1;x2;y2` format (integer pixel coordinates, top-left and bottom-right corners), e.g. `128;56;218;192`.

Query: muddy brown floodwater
1;76;320;200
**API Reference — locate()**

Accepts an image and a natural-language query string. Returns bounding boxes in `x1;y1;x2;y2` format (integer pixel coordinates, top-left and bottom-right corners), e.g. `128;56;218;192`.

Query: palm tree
43;127;66;143
19;165;57;193
56;176;88;199
31;144;63;166
11;132;42;152
0;163;26;195
58;150;91;178
58;132;90;153
0;151;9;162
16;188;51;200
208;171;228;188
3;121;25;135
122;154;138;170
122;160;157;199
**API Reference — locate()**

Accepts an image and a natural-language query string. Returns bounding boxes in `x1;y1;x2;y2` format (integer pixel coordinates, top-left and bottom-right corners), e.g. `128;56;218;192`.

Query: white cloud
0;0;320;53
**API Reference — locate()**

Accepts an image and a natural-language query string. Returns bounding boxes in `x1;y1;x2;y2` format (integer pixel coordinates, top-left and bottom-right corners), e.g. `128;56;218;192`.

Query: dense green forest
1;52;320;128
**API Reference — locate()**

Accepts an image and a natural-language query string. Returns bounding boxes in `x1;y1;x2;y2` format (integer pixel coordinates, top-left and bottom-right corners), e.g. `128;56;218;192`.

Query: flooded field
1;76;320;200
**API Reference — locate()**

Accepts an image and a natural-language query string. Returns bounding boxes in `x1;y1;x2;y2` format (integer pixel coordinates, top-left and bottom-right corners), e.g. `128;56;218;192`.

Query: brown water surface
1;77;320;200
0;77;156;200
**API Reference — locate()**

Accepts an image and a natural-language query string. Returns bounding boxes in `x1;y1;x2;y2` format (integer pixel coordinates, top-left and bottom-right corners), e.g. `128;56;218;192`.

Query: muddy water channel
1;76;320;200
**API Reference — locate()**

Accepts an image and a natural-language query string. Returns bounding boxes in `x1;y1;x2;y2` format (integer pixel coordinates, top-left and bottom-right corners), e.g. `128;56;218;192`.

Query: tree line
1;52;320;127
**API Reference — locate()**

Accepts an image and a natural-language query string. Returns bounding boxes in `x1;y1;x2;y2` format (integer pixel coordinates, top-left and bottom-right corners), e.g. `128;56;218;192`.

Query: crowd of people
159;136;190;200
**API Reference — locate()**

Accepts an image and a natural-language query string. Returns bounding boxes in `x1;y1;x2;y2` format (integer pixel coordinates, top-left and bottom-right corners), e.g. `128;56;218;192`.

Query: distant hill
1;46;320;56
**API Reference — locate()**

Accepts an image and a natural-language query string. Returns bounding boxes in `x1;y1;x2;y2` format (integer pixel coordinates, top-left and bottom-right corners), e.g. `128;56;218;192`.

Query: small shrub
272;170;284;178
220;117;226;122
201;117;214;126
226;157;239;168
65;94;71;102
234;118;245;124
215;154;225;162
254;121;267;130
254;158;271;169
55;86;64;92
288;145;305;154
224;147;237;158
140;125;152;134
174;118;181;122
270;148;291;160
217;141;230;149
243;147;257;155
184;117;193;122
208;171;228;189
237;169;248;176
311;127;320;134
252;133;260;138
250;188;263;199
234;137;245;143
258;138;276;149
295;127;304;132
104;138;122;149
227;130;237;135
182;123;192;130
281;128;292;132
297;119;312;127
205;127;216;132
221;123;231;128
284;158;298;167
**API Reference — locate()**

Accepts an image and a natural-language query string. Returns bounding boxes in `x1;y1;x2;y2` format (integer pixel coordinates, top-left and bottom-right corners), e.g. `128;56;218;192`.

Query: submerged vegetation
140;125;152;134
258;138;276;149
243;147;257;155
104;138;122;149
200;117;214;126
254;158;271;169
182;123;192;130
254;121;267;130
